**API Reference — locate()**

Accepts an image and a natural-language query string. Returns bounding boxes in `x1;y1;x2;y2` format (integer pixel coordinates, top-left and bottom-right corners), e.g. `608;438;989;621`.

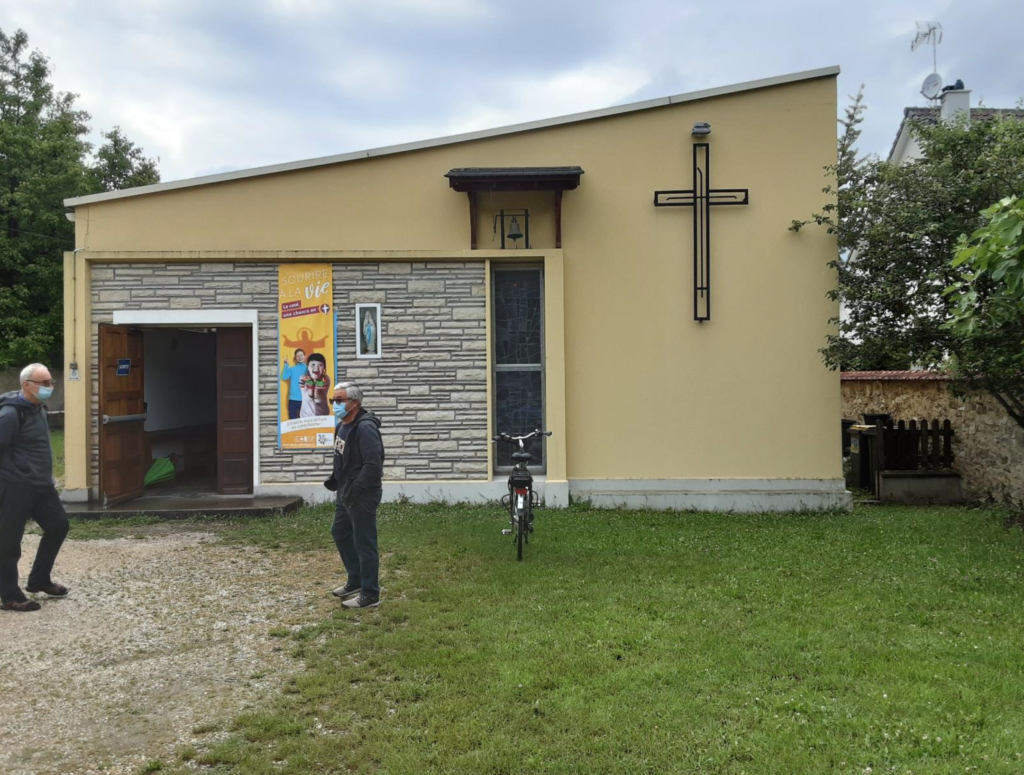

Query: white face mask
25;380;53;401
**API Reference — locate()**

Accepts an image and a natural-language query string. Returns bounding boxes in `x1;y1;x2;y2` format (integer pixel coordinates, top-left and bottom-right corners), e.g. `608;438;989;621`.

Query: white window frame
354;303;383;360
491;265;546;473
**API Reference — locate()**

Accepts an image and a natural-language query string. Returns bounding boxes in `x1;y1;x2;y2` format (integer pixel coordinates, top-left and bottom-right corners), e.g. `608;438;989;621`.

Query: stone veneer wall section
842;379;1024;506
90;262;487;487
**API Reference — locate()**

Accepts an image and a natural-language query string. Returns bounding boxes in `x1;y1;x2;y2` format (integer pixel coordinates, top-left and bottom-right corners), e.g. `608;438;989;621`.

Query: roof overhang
445;167;583;193
64;65;839;208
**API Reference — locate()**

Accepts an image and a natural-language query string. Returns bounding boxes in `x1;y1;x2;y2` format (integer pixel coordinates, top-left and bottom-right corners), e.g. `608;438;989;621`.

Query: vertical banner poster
278;264;337;449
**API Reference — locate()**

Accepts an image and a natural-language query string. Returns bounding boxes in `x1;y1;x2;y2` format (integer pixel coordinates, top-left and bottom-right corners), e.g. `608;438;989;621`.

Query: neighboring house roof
842;370;948;381
887;106;1024;161
64;65;840;208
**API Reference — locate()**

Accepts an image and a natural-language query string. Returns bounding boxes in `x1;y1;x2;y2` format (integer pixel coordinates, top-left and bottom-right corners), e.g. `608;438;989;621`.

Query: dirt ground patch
0;527;341;775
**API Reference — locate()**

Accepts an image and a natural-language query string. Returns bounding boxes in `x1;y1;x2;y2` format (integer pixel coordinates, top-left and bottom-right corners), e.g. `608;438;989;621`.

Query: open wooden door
217;327;254;494
99;324;146;506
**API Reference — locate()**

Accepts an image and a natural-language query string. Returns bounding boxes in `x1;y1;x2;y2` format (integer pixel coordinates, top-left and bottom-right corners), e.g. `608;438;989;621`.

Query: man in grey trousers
0;363;70;613
324;382;384;610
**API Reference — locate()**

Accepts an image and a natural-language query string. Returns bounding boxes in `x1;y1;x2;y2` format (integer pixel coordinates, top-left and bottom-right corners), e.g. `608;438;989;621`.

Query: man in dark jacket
0;363;70;613
324;381;384;609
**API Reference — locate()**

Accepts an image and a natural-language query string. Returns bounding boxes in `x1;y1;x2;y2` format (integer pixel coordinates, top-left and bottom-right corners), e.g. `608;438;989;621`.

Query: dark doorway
142;327;218;494
98;325;254;504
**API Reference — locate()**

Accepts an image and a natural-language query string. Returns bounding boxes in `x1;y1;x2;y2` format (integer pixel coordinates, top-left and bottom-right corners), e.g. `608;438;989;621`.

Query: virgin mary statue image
362;310;377;356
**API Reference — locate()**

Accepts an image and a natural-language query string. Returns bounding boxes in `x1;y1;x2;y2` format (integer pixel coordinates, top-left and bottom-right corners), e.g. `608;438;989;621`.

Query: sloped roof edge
888;106;1024;161
65;65;840;208
842;370;948;381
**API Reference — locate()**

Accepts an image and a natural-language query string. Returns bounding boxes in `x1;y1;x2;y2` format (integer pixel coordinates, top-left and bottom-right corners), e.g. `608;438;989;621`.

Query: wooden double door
98;324;254;505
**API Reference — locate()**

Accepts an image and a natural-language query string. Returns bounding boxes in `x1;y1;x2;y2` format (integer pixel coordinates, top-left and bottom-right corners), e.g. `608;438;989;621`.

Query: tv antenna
912;21;943;100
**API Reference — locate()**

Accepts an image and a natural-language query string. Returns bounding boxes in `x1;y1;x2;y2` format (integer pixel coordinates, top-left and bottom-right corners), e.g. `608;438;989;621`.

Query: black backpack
0;393;35;437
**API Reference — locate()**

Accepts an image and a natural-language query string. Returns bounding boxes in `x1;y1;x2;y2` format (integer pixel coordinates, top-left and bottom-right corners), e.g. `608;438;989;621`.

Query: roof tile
841;370;948;381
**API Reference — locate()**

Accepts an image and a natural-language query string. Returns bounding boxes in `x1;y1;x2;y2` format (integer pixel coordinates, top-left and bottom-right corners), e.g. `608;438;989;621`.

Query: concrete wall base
59;488;90;503
569;479;852;512
878;471;963;505
255;477;568;507
255;478;850;513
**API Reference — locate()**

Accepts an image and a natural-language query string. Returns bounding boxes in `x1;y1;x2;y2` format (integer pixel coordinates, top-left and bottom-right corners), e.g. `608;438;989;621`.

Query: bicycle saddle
512;451;532;462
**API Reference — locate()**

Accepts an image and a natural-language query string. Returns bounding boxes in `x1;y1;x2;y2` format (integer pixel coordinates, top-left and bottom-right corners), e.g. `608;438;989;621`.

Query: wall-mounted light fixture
493;208;530;249
691;122;712;137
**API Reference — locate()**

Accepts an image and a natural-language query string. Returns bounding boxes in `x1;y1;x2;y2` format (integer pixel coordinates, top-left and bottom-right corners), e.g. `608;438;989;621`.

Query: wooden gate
880;419;955;470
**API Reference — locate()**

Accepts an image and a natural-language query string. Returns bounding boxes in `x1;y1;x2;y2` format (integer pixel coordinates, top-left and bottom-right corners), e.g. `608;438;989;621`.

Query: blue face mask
36;385;54;401
333;400;349;420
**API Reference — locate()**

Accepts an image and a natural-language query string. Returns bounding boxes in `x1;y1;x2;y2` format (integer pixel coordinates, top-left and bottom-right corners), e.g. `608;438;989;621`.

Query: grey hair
20;363;47;384
337;382;364;403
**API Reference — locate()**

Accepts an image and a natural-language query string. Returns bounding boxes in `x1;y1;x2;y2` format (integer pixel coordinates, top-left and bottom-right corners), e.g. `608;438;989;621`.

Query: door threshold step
65;496;303;520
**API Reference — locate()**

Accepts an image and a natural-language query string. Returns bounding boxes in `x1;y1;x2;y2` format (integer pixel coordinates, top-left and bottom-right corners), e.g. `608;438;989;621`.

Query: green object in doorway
144;457;175;487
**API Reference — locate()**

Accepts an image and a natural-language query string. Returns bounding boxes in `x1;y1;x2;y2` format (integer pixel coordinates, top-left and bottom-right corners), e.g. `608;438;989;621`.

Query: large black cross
653;142;750;321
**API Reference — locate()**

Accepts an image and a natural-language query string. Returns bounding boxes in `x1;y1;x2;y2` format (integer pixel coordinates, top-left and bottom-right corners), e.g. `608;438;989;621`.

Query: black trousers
330;486;382;597
0;481;70;603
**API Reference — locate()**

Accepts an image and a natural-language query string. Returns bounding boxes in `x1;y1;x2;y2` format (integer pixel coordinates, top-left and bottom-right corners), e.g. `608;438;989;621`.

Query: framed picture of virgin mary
355;303;382;359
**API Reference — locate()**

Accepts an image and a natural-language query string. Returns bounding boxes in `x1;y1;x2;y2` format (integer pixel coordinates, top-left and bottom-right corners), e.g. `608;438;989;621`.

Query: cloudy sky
2;0;1022;183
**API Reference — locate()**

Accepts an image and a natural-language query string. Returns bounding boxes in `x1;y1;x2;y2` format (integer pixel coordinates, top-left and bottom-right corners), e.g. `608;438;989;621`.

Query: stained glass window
493;269;544;470
494;271;542;365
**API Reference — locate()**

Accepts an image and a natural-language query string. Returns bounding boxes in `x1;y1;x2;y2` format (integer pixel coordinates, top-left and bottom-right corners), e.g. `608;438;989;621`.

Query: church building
60;65;850;511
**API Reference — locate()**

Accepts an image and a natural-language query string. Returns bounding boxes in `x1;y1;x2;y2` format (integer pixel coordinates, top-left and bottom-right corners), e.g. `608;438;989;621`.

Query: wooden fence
879;419;955;471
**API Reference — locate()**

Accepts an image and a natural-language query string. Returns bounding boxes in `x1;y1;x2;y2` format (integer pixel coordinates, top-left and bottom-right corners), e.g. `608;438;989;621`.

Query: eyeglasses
28;379;55;388
329;398;349;405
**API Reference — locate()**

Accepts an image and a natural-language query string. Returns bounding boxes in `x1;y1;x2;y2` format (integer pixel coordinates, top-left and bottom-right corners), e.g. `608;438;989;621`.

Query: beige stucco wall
843;380;1024;506
69;75;840;483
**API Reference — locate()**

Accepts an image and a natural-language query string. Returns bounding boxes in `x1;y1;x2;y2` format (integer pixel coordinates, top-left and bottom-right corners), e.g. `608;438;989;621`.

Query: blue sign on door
116;359;131;376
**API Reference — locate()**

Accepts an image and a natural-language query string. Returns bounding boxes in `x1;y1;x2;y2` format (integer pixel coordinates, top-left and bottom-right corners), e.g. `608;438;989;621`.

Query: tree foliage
945;196;1024;427
87;126;160;193
0;27;159;368
793;89;1024;428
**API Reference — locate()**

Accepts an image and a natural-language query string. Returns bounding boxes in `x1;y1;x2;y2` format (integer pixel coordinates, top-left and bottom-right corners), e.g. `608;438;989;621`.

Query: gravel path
0;528;339;775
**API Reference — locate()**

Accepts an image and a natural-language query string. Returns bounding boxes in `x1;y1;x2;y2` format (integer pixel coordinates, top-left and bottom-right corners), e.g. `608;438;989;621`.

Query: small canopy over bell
507;216;524;242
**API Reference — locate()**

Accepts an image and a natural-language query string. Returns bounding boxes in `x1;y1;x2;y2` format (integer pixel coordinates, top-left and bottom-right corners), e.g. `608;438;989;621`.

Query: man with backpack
0;364;70;613
324;381;384;610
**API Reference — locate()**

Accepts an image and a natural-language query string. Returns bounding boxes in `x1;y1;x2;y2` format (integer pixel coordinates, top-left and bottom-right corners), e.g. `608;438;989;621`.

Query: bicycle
492;429;552;561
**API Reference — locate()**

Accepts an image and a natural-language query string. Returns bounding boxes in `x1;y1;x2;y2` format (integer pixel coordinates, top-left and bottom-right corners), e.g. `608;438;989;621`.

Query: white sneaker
342;594;380;609
331;583;361;600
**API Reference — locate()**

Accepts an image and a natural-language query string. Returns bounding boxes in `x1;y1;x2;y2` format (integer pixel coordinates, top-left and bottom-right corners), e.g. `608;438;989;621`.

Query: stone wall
90;262;488;487
842;379;1024;506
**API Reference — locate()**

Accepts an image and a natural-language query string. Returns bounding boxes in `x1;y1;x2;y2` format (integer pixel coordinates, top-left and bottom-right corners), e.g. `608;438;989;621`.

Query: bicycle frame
492;429;551;561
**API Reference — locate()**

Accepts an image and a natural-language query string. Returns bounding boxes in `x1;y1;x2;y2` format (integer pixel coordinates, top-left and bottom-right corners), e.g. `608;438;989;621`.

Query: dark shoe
331;581;361;600
26;582;69;597
2;600;42;612
342;594;380;610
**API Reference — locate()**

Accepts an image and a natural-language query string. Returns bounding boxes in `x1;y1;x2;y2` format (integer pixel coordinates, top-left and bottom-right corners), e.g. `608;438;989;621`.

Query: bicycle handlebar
491;429;553;444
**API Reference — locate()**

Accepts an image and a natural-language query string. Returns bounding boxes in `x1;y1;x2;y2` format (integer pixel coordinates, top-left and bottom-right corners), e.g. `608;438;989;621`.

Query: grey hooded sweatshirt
0;391;54;490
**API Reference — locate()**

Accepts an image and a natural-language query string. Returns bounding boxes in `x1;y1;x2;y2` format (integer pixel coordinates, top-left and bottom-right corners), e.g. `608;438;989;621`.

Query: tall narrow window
492;267;545;471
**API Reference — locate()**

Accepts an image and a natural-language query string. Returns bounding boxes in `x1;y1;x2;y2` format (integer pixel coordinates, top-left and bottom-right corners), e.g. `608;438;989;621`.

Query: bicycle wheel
515;495;526;561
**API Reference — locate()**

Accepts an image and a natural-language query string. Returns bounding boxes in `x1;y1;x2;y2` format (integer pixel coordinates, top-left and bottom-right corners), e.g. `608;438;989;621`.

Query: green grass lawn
121;501;1024;775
